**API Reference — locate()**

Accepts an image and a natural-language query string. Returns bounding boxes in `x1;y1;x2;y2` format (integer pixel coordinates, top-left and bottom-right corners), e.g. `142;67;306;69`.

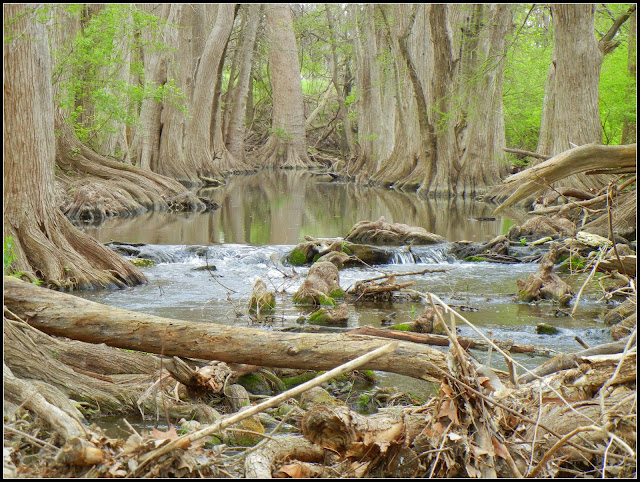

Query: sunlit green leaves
51;4;184;149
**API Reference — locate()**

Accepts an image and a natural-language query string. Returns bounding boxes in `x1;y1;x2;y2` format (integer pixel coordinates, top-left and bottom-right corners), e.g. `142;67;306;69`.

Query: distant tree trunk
183;4;236;179
3;4;145;289
372;4;427;190
550;4;602;155
257;4;315;168
621;9;636;144
456;4;513;196
346;4;390;179
135;4;170;172
417;4;459;197
535;4;634;192
325;4;355;159
226;4;261;165
156;4;200;185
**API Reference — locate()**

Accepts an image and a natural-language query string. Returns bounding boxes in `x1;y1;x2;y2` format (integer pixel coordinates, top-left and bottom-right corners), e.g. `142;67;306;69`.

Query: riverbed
75;170;613;396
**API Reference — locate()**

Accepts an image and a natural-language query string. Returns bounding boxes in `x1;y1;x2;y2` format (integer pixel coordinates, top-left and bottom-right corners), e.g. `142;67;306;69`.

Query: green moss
317;294;335;306
129;257;155;267
237;373;272;395
308;309;329;323
329;288;344;298
357;394;372;408
312;253;322;263
281;371;318;389
389;323;413;332
287;248;308;266
464;256;486;262
536;323;559;335
341;242;352;255
361;370;375;380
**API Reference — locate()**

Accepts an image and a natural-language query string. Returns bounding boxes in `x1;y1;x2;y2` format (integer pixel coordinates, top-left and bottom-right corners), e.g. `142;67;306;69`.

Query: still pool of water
75;170;613;396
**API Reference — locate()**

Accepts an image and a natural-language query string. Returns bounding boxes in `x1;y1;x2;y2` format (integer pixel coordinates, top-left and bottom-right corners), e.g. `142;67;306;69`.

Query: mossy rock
237;373;273;396
287;247;308;266
299;386;344;409
536;323;559;335
129;257;155;268
329;288;345;298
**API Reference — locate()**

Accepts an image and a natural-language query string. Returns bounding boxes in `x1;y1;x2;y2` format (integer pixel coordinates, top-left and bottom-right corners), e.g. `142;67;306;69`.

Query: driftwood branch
494;143;636;214
504;147;551;160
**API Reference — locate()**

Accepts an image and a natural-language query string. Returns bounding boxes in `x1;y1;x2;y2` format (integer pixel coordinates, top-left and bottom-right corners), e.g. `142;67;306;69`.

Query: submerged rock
508;215;575;241
344;216;445;245
307;303;349;325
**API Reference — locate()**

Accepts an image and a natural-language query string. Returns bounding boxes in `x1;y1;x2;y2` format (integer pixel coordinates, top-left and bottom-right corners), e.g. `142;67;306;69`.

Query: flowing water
75;170;613;398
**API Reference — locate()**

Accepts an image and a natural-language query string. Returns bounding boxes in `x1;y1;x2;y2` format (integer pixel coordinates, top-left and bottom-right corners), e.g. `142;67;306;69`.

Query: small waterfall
389;244;451;265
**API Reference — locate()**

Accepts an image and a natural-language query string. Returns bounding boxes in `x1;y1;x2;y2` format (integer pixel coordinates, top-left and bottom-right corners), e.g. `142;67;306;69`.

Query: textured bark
135;4;171;172
325;4;356;159
183;4;236;179
226;4;261;164
156;4;200;185
3;4;146;289
4;276;450;383
621;9;636;144
456;4;513;196
257;4;316;169
494;143;636;213
345;4;389;178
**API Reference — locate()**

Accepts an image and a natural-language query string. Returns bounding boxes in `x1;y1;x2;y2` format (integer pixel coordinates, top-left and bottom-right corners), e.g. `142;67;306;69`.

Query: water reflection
80;170;529;245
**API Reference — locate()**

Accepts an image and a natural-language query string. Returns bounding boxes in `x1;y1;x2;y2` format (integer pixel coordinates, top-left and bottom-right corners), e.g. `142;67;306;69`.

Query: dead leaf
152;425;179;441
491;436;510;460
350;460;370;478
277;462;311;478
437;399;460;425
440;381;454;397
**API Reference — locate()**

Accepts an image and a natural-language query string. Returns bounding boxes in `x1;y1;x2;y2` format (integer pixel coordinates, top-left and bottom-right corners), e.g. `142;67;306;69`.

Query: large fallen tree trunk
3;276;448;383
493;143;636;214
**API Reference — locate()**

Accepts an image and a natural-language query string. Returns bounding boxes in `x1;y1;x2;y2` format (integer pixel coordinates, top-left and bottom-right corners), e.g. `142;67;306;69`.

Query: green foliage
600;44;636;144
4;236;17;276
503;5;553;150
51;4;185;150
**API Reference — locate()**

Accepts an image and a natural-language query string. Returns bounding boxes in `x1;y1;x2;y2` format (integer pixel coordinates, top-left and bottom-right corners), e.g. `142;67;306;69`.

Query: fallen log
494;143;636;214
3;276;448;383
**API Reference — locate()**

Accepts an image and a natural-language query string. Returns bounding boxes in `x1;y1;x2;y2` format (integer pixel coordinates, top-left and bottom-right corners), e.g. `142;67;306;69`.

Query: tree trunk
455;4;513;197
325;4;356;159
3;4;146;289
4;276;449;383
225;4;261;166
257;4;316;169
621;9;636;144
183;4;236;179
135;4;170;172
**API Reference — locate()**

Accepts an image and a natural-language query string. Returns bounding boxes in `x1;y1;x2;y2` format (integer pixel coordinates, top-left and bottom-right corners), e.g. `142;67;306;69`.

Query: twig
132;341;398;476
606;184;628;278
3;425;59;450
571;247;606;317
527;424;635;478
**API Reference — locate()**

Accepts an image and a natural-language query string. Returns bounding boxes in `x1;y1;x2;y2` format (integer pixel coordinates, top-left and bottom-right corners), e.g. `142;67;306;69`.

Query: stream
74;170;613;403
